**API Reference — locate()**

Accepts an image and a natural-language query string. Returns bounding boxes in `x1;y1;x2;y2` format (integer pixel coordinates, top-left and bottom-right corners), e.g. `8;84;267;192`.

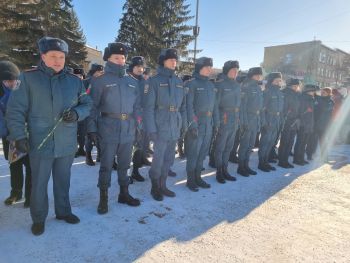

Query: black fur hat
0;61;20;81
195;57;213;73
90;63;104;72
103;42;128;61
247;67;263;78
129;56;145;71
266;72;282;84
223;60;239;75
287;78;300;86
303;84;320;93
38;36;68;55
158;48;178;66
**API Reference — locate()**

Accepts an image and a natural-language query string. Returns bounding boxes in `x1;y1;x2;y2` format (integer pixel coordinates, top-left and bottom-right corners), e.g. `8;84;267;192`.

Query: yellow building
83;45;104;72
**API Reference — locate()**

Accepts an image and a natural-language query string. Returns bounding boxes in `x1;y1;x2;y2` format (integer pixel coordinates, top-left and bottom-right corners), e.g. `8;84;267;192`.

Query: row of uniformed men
4;36;323;236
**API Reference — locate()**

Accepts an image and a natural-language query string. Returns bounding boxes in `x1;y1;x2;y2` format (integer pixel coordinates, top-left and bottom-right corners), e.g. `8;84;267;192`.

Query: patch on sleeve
144;84;149;94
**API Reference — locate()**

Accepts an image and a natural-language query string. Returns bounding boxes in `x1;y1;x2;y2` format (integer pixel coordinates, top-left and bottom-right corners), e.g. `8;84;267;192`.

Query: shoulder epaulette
215;79;224;83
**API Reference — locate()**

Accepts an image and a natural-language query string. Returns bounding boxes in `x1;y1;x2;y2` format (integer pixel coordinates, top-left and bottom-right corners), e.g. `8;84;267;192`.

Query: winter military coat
240;79;264;131
262;84;284;130
87;61;141;144
143;66;187;141
6;61;92;157
298;93;315;133
282;87;300;130
314;95;334;134
215;75;241;129
186;72;219;133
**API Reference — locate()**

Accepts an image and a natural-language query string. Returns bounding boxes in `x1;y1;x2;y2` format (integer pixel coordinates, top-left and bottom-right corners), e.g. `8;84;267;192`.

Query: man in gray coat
87;42;142;214
6;36;92;236
258;72;284;172
143;48;187;201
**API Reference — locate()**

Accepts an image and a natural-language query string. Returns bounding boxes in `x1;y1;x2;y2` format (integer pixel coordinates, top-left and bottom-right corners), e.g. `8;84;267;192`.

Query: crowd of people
0;36;341;236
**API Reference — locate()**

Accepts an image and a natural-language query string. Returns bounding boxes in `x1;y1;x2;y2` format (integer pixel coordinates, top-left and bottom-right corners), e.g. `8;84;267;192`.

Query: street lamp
193;0;200;64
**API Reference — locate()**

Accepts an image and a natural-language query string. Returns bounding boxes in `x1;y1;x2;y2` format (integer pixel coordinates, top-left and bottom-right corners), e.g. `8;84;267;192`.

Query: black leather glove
188;127;198;139
15;138;29;153
88;132;98;145
62;109;78;123
149;132;157;142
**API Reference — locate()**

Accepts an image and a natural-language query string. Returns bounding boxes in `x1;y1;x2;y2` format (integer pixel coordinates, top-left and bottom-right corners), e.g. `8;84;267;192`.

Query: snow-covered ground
0;144;350;263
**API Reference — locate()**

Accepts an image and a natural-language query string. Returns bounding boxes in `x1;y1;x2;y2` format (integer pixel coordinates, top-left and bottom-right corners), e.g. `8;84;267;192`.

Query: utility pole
193;0;200;64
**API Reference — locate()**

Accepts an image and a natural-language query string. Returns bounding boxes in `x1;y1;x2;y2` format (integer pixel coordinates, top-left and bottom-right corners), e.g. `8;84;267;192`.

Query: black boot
223;166;236;181
168;169;177;177
118;185;140;206
278;161;294;169
31;222;45;236
186;171;199;192
293;159;305;166
237;162;249;177
131;167;145;182
245;161;257;175
208;157;216;168
151;179;163;201
258;159;270;172
266;162;276;171
24;198;30;208
195;169;211;188
85;152;95;166
178;146;186;159
97;189;108;214
159;177;176;197
216;167;226;184
112;160;118;170
4;190;22;206
75;147;86;157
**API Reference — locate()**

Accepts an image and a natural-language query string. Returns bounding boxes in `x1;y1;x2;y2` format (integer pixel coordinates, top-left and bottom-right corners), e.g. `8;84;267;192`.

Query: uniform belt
157;105;178;112
220;107;239;112
198;111;213;117
101;112;129;120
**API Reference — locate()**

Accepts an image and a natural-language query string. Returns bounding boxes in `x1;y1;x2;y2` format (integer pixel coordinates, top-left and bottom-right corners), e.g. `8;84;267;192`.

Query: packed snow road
0;145;349;263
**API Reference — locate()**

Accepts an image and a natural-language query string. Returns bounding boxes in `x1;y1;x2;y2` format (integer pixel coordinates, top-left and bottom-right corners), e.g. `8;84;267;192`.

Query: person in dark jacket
306;87;334;161
258;72;284;172
143;48;187;201
185;57;219;191
129;56;151;182
229;73;247;164
214;60;240;183
1;61;32;208
237;67;264;177
73;68;88;158
84;63;104;166
87;42;142;214
293;84;319;165
278;78;301;168
6;37;92;236
177;74;192;159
